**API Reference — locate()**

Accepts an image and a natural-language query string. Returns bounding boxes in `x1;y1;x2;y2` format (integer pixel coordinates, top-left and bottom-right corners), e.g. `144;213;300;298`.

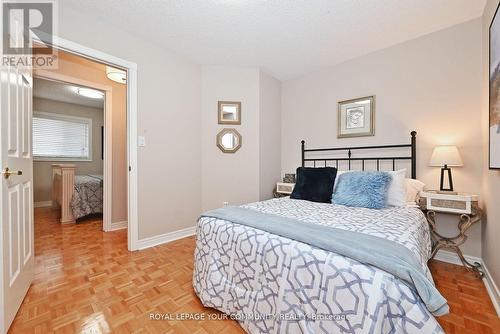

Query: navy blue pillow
290;167;337;203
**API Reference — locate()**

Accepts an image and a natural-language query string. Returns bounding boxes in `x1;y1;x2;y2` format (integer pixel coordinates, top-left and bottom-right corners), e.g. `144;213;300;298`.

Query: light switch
138;136;146;147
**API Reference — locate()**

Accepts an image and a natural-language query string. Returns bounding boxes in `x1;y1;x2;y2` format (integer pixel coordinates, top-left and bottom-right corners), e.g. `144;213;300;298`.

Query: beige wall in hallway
34;50;127;224
33;98;104;203
481;0;500;296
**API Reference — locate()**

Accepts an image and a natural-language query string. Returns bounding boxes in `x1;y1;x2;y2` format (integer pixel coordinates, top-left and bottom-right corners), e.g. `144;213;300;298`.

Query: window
33;112;92;161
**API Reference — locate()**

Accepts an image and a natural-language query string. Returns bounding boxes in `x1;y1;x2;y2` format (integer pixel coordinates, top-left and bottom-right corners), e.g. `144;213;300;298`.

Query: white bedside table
273;182;295;198
419;191;483;277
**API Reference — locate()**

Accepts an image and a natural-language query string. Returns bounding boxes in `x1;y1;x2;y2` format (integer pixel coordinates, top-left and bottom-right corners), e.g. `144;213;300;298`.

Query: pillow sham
333;170;350;192
386;169;407;207
290;167;337;203
332;171;392;209
405;178;426;203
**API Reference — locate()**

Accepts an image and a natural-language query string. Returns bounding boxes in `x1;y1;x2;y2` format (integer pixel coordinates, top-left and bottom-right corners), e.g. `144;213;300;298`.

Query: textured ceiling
34;78;104;109
62;0;486;80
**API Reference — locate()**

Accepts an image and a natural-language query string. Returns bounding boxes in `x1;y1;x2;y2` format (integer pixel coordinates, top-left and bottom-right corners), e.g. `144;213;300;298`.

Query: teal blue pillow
332;171;392;209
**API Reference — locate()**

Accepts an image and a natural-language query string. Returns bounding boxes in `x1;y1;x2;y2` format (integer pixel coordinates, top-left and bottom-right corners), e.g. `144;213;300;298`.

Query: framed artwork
490;2;500;169
218;101;241;125
338;96;375;138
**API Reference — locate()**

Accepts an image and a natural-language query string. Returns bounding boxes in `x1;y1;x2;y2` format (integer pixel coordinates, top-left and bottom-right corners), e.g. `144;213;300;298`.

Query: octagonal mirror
216;128;242;153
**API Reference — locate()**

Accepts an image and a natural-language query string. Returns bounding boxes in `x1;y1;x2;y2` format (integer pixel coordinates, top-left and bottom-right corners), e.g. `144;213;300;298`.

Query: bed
193;132;447;333
52;164;103;223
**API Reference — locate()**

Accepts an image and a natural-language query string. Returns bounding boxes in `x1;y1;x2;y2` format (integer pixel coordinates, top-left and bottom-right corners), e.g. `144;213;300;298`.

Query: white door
0;12;35;334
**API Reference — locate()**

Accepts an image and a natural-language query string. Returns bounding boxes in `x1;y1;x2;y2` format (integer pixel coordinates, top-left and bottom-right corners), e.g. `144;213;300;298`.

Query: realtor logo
2;0;57;68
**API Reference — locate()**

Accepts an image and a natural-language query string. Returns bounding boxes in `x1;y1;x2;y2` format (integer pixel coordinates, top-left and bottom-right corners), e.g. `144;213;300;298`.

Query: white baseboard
434;250;482;266
136;226;196;250
34;200;52;208
434;250;499;316
482;259;500;316
109;220;128;231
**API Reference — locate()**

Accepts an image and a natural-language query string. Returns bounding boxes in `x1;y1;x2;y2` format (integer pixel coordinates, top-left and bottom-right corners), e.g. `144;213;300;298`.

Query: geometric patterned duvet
70;175;103;220
193;198;444;334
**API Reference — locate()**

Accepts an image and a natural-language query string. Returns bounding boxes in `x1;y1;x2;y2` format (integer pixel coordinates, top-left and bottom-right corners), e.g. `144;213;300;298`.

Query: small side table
420;191;483;277
273;182;295;198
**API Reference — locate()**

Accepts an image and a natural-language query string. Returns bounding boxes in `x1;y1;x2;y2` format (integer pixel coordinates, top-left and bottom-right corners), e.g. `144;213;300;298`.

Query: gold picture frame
337;96;375;138
218;101;241;125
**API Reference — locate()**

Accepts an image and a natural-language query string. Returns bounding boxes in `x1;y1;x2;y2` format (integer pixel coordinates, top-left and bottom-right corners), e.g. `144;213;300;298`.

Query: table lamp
429;145;463;193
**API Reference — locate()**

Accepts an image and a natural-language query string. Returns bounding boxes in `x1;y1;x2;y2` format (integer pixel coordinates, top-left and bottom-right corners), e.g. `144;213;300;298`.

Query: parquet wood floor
8;207;500;333
9;208;245;334
429;260;500;334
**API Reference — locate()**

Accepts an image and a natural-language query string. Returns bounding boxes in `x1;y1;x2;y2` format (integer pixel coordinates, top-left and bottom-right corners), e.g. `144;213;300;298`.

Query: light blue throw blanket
200;206;449;316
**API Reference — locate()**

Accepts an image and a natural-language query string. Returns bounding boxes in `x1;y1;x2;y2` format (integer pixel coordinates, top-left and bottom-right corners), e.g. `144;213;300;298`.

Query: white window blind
33;112;92;160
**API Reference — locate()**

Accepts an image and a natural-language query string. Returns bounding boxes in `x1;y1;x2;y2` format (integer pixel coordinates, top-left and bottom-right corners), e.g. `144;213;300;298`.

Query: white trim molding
109;221;128;231
136;226;196;250
434;250;482;266
34;201;52;208
102;89;113;233
482;260;500;317
435;250;500;316
127;66;138;250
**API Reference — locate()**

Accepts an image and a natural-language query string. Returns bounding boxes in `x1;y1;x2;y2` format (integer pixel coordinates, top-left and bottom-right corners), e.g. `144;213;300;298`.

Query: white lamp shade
429;145;463;167
106;66;127;84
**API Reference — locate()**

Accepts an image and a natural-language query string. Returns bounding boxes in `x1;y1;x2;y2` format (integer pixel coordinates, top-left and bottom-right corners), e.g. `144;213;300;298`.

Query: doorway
32;77;109;228
33;49;128;234
36;39;139;250
0;36;139;333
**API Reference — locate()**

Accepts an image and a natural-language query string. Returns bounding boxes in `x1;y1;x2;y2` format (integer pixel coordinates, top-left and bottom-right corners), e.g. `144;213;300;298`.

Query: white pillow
405;178;426;204
333;170;351;192
386;169;407;207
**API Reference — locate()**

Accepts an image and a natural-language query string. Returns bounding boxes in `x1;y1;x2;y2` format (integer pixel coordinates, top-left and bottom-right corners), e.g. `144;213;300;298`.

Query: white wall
58;4;282;239
259;72;282;200
481;0;500;291
201;66;261;211
57;2;489;261
201;67;282;211
58;4;202;239
281;19;483;256
33;98;103;203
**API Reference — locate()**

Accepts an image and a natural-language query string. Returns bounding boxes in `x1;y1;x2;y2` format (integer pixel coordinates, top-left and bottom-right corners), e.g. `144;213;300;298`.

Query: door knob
2;167;22;179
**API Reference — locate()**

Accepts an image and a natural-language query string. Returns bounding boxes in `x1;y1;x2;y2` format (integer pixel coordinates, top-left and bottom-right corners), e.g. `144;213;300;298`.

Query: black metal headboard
301;131;417;179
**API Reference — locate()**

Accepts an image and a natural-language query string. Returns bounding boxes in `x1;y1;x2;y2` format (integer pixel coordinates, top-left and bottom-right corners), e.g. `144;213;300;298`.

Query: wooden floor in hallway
8;207;500;333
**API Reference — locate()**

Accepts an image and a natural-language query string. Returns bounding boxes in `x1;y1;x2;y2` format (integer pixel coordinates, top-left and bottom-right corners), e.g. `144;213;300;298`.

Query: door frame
45;35;139;251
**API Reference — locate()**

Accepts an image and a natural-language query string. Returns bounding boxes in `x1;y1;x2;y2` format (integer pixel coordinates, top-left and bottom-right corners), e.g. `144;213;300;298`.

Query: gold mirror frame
216;128;242;153
218;101;241;125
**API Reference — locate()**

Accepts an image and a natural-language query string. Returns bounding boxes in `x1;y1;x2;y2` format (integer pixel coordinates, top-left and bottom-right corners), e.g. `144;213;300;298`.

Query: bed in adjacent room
193;132;447;334
52;164;103;223
71;174;104;220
